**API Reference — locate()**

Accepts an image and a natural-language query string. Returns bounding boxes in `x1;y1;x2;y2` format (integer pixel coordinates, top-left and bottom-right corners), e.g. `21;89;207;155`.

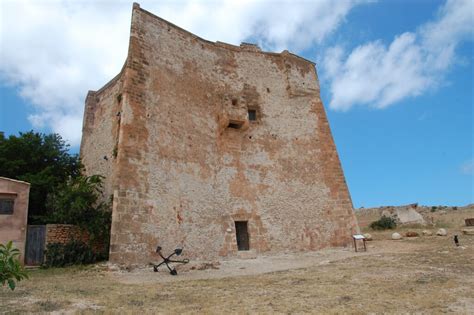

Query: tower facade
80;4;359;265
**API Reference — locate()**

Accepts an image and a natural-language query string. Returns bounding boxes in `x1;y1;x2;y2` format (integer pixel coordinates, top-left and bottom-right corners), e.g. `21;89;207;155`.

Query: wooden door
25;225;46;265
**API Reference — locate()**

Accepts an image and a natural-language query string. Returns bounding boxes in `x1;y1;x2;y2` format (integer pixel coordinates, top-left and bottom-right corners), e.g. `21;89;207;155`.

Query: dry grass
1;216;473;313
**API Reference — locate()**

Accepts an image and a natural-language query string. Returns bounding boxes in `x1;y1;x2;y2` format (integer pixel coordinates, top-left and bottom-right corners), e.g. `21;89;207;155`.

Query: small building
0;177;30;263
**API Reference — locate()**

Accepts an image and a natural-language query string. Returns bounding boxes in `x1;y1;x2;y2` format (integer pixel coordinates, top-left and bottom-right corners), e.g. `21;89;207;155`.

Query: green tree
0;241;28;291
46;175;111;244
0;131;81;222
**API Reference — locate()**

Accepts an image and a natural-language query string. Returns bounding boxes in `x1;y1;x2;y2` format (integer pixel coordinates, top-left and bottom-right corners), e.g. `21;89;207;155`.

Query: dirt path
111;236;437;284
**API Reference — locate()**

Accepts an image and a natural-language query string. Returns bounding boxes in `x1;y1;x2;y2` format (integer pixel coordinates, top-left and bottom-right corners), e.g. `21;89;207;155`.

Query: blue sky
0;0;472;207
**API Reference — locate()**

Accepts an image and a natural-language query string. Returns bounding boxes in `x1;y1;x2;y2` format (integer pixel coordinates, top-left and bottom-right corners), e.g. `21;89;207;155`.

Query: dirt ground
1;212;473;314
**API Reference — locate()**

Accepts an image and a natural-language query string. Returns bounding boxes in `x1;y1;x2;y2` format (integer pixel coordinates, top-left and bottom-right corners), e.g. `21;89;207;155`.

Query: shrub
431;206;437;212
0;241;28;290
43;240;98;268
370;216;397;230
46;175;112;245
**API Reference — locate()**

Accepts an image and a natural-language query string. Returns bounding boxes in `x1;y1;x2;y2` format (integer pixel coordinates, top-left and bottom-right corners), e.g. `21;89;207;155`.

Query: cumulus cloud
0;0;366;146
323;0;474;111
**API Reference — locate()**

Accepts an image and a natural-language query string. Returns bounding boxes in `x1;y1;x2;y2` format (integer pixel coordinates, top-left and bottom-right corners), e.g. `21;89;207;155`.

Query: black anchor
152;246;189;275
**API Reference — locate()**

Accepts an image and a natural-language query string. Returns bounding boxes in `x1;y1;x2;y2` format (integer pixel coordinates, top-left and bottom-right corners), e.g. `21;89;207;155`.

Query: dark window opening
248;109;257;121
228;121;243;129
266;87;270;93
0;199;14;215
231;98;238;106
235;221;249;251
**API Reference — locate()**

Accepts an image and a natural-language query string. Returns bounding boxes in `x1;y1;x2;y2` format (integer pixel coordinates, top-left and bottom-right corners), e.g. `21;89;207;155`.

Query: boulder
392;232;402;240
363;233;373;241
395;208;426;225
422;230;433;236
436;228;447;236
405;231;420;237
461;228;474;235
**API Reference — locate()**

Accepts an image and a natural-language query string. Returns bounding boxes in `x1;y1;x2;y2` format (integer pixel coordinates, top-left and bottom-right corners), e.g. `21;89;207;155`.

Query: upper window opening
228;121;243;129
231;98;238;106
0;199;14;215
248;110;257;121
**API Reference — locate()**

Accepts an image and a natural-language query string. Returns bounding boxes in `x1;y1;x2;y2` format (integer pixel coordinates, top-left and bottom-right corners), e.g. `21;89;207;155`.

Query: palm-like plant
0;241;29;290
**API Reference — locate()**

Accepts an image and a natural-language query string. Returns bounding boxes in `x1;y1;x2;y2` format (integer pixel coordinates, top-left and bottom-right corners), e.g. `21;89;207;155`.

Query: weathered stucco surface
80;3;359;265
0;177;30;264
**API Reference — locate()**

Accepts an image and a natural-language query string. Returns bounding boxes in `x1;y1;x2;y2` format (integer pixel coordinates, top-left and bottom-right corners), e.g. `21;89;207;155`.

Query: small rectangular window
248;110;257;121
228;120;243;129
0;199;14;215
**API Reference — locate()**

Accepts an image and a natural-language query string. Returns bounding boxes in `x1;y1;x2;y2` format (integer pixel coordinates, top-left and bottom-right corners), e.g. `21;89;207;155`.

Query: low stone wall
45;224;106;254
45;224;90;245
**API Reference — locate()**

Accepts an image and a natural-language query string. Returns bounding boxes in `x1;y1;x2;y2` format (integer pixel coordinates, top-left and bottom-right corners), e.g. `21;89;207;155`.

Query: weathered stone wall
0;177;30;264
81;4;359;265
45;224;89;245
45;224;106;254
80;73;123;200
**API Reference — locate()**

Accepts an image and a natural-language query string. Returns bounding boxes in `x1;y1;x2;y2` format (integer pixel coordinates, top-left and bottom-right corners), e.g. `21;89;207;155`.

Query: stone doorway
235;221;249;251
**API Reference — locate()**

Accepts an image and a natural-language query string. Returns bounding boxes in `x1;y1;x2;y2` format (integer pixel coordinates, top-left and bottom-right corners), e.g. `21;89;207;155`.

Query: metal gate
25;225;46;265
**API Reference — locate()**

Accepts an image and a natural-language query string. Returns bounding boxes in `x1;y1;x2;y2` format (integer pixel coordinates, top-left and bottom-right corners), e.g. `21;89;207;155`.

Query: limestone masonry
80;3;359;265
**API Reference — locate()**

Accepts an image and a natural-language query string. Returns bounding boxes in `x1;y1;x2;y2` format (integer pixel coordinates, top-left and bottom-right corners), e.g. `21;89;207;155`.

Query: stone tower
80;3;359;265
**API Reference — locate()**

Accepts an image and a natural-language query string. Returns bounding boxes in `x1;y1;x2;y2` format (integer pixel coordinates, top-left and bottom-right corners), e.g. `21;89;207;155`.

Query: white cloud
323;0;474;111
0;0;367;146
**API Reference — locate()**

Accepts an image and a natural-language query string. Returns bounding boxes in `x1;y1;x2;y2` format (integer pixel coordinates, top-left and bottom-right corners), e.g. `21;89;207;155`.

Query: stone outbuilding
80;3;359;265
0;177;30;263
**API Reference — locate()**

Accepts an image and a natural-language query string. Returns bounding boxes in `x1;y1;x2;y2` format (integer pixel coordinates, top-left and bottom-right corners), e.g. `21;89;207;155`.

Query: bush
370;216;397;230
0;241;28;290
43;240;99;268
46;175;112;244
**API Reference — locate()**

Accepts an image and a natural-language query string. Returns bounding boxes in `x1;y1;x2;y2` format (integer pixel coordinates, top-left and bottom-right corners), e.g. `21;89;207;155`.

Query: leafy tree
0;131;81;222
0;241;29;291
46;175;111;245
